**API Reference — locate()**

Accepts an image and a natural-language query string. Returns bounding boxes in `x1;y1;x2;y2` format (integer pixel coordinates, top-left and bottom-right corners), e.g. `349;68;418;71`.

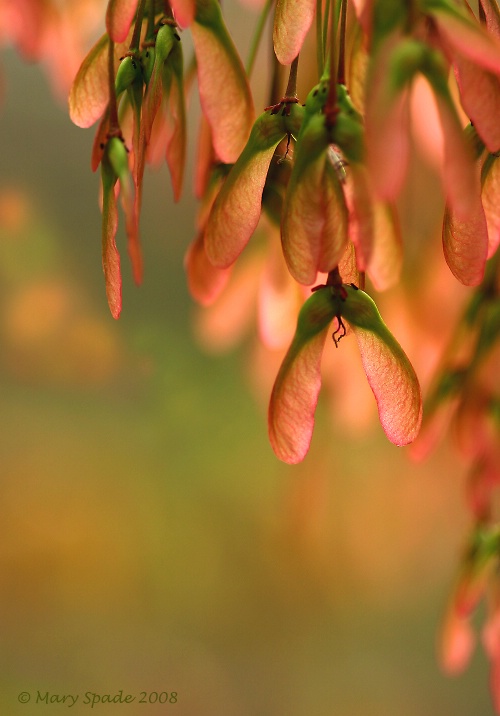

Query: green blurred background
0;23;495;715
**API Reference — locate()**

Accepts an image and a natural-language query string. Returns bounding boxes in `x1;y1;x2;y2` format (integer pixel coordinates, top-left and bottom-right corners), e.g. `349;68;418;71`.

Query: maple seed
332;315;346;347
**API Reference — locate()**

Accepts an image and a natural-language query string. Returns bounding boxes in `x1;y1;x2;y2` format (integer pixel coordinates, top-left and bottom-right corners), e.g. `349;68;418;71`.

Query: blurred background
0;4;496;714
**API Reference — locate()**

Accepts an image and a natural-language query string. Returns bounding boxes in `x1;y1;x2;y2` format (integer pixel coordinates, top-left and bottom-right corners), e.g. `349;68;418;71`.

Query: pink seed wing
101;168;122;319
106;0;138;43
365;201;402;291
351;324;422;445
184;231;232;306
171;0;196;27
345;162;375;271
69;33;130;128
273;0;316;65
341;287;422;445
453;53;500;153
165;70;187;202
268;327;329;464
204;118;284;267
365;34;411;201
432;6;500;74
442;197;488;287
192;0;254;163
281;152;326;285
482;155;500;258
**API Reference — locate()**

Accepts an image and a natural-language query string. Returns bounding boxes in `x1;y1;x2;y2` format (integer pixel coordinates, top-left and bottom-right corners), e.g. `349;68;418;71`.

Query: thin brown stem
145;0;156;41
326;266;343;288
406;0;419;34
285;55;299;98
129;0;147;52
108;38;120;135
478;1;486;25
163;0;174;21
265;55;299;114
268;50;283;106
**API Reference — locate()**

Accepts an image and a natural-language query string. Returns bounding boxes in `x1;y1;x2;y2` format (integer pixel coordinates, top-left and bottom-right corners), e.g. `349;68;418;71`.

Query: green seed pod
141;46;156;86
115;55;141;96
296;287;338;339
331;110;364;163
284;101;305;138
304;77;330;116
155;23;177;63
336;84;363;124
106;136;129;181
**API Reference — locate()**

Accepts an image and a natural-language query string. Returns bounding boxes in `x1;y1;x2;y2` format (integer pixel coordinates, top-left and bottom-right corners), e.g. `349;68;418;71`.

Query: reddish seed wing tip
171;0;195;27
348;320;422;448
442;201;488;287
106;0;138;43
273;0;316;66
110;303;122;320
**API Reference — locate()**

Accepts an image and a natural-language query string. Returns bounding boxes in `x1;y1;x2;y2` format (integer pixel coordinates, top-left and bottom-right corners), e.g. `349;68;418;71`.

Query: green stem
246;0;274;77
316;0;323;78
322;0;331;69
337;0;347;85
